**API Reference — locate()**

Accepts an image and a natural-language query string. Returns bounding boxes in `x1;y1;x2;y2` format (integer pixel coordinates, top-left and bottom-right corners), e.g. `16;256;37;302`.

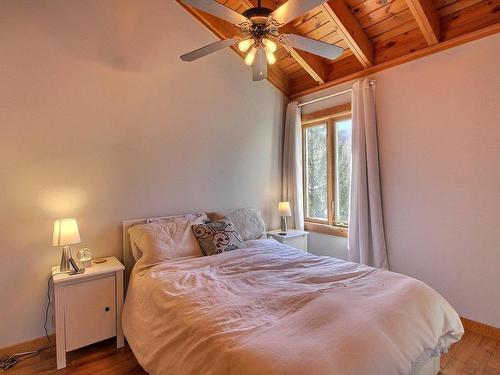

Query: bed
121;213;463;375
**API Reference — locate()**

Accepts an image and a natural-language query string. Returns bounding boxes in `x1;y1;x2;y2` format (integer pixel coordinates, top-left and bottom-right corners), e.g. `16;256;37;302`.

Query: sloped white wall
0;0;285;347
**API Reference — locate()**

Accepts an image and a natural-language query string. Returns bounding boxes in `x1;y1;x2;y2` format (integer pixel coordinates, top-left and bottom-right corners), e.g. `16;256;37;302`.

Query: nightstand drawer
64;275;116;351
284;236;307;251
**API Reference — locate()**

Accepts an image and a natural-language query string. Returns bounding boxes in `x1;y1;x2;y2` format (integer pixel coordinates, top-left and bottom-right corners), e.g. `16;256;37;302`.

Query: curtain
348;79;389;268
282;101;304;230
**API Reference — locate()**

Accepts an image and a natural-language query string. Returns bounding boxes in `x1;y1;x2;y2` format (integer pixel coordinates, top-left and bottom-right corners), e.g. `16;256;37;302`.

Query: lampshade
278;202;292;217
52;219;81;247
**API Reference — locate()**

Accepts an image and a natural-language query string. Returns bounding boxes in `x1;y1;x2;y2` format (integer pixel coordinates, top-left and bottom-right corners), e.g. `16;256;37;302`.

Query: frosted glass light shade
278;202;292;217
265;48;276;65
52;219;81;247
238;38;255;52
262;38;277;53
245;47;257;66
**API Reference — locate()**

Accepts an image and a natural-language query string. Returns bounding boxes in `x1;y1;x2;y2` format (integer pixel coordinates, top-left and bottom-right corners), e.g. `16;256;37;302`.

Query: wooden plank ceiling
178;0;500;98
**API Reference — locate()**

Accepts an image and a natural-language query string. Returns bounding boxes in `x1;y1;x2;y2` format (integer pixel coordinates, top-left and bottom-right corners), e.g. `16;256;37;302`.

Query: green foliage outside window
305;125;328;219
304;118;352;226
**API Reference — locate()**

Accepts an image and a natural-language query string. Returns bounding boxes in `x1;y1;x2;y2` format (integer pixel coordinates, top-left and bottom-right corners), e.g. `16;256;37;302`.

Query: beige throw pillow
128;213;208;267
207;208;266;240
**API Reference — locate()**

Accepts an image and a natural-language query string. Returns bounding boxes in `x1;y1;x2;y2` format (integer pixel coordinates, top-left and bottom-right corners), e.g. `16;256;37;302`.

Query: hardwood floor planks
440;332;500;375
442;331;483;374
464;336;497;374
5;330;500;374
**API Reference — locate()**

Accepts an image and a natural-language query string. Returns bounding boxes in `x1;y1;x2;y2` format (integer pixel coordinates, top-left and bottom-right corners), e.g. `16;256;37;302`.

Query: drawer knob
105;307;110;312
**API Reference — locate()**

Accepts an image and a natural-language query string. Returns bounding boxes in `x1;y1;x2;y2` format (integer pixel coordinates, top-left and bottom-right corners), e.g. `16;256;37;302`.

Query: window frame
301;104;351;238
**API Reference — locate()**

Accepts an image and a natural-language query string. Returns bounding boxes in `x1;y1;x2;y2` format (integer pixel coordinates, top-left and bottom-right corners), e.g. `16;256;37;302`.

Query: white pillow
128;213;207;266
227;208;266;240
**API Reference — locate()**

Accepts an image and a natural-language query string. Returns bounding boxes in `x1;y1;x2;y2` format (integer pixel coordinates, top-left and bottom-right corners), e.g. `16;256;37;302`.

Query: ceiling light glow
265;48;276;65
238;38;255;52
262;38;277;53
245;47;257;66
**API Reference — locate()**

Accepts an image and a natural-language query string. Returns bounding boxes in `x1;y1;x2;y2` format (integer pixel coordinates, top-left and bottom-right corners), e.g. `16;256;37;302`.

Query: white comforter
122;239;463;375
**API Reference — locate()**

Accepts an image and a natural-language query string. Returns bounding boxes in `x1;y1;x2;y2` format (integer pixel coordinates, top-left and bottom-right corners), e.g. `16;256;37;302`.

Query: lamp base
280;217;288;234
59;246;72;273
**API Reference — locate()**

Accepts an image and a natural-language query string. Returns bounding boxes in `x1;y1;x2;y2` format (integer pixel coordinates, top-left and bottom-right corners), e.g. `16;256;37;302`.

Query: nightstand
267;229;309;252
52;256;125;369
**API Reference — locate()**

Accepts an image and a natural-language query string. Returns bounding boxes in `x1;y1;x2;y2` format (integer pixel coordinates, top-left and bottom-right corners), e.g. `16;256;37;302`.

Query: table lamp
278;201;292;235
52;218;81;273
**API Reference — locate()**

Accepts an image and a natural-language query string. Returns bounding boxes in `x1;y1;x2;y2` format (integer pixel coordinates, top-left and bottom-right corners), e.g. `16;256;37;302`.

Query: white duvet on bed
122;239;463;375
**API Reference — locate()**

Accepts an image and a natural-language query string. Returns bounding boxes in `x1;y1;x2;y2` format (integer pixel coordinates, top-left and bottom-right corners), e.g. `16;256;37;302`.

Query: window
304;123;328;220
302;104;352;237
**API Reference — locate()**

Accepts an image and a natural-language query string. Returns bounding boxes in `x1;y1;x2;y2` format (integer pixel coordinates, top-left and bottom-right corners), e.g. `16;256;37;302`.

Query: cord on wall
0;273;60;371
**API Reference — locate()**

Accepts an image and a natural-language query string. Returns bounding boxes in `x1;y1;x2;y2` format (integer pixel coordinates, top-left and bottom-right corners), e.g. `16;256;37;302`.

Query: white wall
0;0;285;347
301;33;500;328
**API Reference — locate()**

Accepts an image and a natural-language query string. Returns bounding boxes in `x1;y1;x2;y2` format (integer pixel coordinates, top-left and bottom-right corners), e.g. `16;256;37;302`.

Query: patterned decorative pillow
191;219;244;256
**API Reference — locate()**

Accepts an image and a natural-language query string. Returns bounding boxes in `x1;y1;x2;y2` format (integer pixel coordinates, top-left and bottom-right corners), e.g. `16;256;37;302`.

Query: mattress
122;239;463;375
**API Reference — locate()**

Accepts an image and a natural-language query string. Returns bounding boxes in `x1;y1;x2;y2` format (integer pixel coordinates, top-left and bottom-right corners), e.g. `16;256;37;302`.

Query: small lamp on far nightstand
53;218;81;273
278;201;292;235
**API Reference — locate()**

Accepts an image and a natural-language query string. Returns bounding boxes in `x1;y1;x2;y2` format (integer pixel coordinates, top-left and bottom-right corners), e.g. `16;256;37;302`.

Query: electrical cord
0;273;60;371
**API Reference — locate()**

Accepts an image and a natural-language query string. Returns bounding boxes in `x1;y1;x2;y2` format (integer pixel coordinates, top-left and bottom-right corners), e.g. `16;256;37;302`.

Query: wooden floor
440;331;500;375
5;330;499;374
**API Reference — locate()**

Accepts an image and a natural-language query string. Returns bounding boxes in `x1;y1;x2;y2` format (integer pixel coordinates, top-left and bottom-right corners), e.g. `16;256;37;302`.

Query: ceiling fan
179;0;343;81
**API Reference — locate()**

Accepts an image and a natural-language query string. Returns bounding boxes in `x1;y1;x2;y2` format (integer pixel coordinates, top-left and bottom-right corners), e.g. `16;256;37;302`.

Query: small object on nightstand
52;256;125;370
267;229;309;252
68;257;84;274
77;248;92;268
93;258;107;264
278;201;292;234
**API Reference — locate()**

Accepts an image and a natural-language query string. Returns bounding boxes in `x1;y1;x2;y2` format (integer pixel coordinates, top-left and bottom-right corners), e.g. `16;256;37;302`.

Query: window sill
304;222;348;238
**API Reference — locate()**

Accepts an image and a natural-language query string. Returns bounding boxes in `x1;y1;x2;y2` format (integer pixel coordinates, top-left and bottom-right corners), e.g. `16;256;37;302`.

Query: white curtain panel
282;101;304;230
348;79;389;268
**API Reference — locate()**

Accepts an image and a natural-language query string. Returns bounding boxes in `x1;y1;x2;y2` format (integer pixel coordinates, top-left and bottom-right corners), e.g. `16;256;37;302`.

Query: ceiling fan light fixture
262;38;277;53
245;47;257;66
179;0;345;81
265;48;276;65
238;38;255;52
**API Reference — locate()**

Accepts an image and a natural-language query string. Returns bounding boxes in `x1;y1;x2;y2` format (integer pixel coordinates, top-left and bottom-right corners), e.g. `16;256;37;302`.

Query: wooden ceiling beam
245;0;328;84
320;0;375;68
281;46;327;84
289;22;500;98
176;1;290;95
278;23;328;84
405;0;441;45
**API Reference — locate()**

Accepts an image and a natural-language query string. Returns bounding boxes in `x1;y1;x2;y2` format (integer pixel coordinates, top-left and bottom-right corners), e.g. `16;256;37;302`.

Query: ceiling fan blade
280;34;343;60
252;47;268;81
179;0;248;25
270;0;329;25
180;38;238;61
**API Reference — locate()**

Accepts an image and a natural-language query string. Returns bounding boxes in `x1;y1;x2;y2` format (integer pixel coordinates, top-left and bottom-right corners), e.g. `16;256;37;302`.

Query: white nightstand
52;256;125;369
267;229;309;252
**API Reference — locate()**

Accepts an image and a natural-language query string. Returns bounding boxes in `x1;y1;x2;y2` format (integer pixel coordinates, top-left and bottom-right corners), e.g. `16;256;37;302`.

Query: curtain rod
297;80;375;108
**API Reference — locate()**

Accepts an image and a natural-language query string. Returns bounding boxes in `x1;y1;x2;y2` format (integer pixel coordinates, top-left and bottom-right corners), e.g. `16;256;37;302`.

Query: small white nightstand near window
52;256;125;369
267;229;309;252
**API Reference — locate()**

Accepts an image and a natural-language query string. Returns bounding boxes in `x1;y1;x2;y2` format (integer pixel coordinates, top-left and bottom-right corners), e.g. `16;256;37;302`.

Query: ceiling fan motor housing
242;7;275;42
242;6;272;21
